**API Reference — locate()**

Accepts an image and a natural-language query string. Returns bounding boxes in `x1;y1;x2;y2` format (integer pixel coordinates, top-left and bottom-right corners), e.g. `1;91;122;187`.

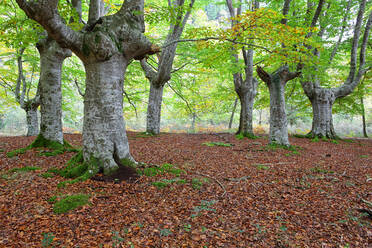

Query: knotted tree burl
16;0;159;176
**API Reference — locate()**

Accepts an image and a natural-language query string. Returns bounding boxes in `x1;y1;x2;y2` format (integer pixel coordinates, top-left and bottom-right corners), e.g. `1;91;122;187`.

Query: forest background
0;0;371;138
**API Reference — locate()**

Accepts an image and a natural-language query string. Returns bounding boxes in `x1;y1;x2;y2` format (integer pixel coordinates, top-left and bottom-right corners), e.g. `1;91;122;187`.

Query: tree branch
162;37;272;53
256;66;271;84
329;0;352;63
167;82;194;115
74;79;85;97
123;89;138;118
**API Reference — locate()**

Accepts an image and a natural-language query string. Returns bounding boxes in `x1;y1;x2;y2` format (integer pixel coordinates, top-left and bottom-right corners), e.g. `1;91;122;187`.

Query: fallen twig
252;162;294;166
194;172;227;197
224;176;251;182
361;198;372;207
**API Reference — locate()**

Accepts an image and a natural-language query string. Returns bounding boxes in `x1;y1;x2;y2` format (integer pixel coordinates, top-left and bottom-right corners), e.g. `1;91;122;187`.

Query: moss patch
202;142;233;147
236;133;258;140
52;194;90;214
54;152;99;188
6;134;77;158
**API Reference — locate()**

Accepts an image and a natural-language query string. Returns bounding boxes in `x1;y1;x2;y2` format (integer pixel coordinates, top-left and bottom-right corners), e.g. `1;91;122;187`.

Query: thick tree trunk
83;54;132;175
38;39;71;144
236;87;256;136
25;105;39;136
146;82;164;134
257;66;300;146
308;88;337;138
267;79;289;146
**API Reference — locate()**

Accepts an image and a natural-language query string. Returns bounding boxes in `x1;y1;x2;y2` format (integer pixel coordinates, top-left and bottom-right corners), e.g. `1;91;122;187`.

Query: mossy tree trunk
16;0;159;176
37;37;71;144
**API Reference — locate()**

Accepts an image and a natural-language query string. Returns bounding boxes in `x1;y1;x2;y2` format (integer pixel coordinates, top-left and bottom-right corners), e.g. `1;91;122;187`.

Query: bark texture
16;0;159;175
37;38;71;144
141;0;195;134
257;66;300;146
25;101;39;136
83;55;132;174
146;84;164;135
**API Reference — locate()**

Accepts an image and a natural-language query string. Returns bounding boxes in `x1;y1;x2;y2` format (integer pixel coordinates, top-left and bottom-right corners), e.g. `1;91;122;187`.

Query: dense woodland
0;0;371;247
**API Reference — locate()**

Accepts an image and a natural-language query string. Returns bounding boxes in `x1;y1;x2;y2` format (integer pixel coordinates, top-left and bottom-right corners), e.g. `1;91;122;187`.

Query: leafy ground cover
0;132;371;247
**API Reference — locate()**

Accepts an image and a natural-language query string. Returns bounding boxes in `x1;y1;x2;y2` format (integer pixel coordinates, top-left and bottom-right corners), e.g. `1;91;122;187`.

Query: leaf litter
0;132;371;247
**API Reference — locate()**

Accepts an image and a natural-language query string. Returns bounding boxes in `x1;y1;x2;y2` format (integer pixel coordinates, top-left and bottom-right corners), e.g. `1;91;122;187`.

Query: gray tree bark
146;84;164;134
302;84;337;138
25;100;39;136
37;38;71;144
141;0;195;134
257;66;300;146
16;0;159;175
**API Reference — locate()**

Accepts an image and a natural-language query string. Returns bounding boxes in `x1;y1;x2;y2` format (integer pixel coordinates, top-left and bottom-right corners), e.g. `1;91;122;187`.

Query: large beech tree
301;0;372;138
16;0;158;175
226;0;259;137
140;0;195;134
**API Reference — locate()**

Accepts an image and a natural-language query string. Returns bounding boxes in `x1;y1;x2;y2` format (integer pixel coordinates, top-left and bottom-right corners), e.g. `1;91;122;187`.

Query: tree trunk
308;88;337;138
257;66;300;146
146;82;164;134
191;112;196;132
267;78;289;146
236;87;256;136
83;54;132;175
25;104;39;136
228;98;238;129
38;39;71;144
361;96;368;138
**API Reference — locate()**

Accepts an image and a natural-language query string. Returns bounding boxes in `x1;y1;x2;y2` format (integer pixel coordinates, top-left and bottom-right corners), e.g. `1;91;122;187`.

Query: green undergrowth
9;166;41;173
266;143;301;152
6;134;78;158
52;153;138;188
151;176;209;190
152;178;187;188
309;166;335;174
39;172;55;179
50;151;99;188
141;164;210;190
51;194;90;214
202;142;233;147
251;164;270;170
140;163;185;177
1;166;41;180
136;132;156;138
236;133;258;140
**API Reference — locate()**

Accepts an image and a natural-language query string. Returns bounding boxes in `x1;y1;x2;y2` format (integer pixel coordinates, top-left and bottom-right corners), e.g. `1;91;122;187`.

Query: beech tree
16;0;159;175
226;0;259;137
301;0;372;138
140;0;195;134
37;37;71;144
13;48;40;136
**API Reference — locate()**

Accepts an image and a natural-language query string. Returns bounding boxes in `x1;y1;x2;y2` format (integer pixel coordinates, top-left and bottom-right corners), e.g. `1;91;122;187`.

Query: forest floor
0;132;371;247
